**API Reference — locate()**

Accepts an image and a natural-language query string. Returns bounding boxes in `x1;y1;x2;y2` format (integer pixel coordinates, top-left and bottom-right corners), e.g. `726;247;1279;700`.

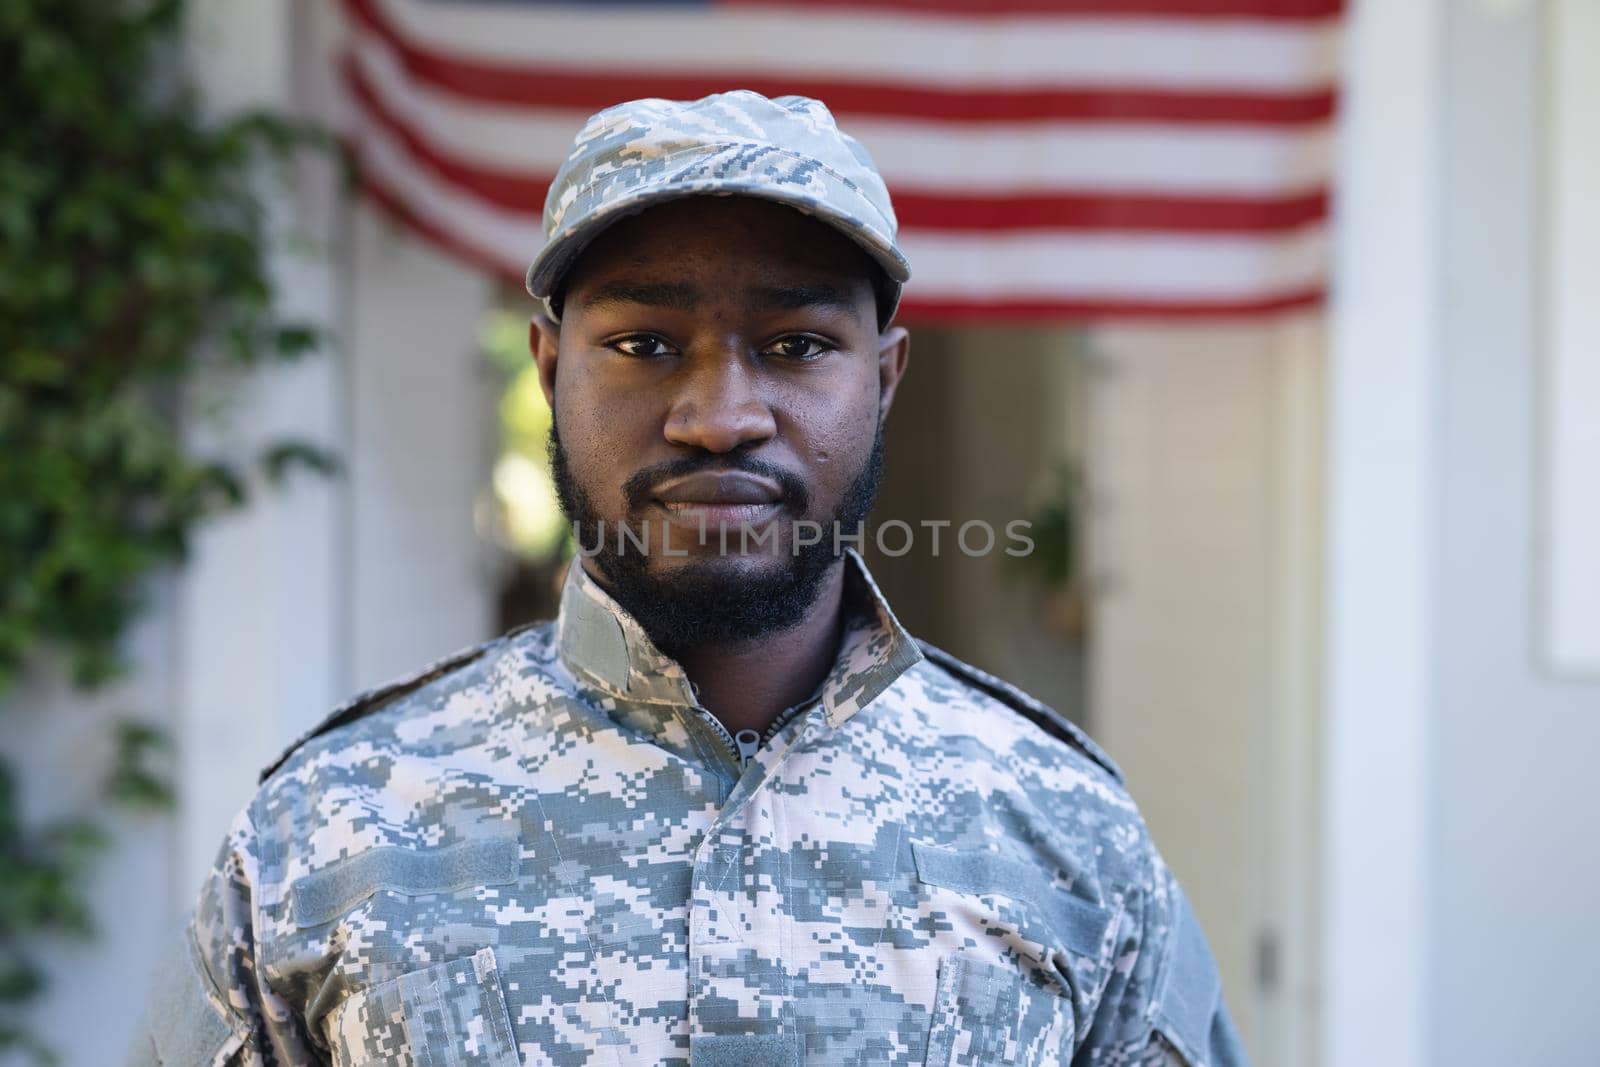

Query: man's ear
875;325;911;421
530;312;560;410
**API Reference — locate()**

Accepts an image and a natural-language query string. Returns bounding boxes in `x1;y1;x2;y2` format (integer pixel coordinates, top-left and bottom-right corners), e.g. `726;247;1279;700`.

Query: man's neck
678;562;847;736
583;558;849;737
675;563;851;739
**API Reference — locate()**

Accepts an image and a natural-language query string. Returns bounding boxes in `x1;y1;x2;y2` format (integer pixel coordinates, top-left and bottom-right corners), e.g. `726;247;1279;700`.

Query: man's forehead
579;279;866;319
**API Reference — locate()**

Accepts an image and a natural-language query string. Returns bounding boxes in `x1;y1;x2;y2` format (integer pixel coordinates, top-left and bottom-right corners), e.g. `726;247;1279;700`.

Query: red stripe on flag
343;0;1335;126
893;189;1328;232
894;289;1326;321
344;54;1329;234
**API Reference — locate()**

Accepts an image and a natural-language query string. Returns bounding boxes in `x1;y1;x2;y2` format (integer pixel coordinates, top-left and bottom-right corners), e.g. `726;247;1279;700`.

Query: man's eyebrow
583;281;702;312
745;283;863;319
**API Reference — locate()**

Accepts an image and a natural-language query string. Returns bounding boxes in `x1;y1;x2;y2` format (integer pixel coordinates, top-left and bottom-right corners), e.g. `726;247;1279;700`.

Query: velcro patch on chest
292;833;521;928
911;842;1113;959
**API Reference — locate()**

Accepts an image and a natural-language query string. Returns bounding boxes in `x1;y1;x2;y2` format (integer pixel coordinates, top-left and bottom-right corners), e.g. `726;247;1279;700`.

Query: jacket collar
554;547;924;729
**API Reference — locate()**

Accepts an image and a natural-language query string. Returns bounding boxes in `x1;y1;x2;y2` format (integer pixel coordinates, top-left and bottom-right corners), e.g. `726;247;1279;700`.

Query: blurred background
1;0;1596;1064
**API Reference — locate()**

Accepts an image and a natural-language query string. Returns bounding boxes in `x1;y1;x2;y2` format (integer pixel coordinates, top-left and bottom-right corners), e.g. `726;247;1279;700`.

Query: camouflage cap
524;89;911;327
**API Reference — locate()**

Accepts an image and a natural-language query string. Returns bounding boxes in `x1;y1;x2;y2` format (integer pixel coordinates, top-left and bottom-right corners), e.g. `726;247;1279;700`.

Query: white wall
1426;1;1600;1063
1088;316;1324;1067
1320;0;1441;1064
1325;1;1600;1064
1540;0;1600;676
0;601;178;1065
345;202;499;691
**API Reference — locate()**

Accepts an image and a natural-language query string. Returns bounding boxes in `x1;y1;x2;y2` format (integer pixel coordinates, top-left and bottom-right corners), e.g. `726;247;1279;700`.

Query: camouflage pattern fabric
522;90;912;326
129;548;1247;1066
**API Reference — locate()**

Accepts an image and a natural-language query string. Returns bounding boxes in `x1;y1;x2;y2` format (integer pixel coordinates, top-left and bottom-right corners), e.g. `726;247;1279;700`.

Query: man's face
531;195;910;652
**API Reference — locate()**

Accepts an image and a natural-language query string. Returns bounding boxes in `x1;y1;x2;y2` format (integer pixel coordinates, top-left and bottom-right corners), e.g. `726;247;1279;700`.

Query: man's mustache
621;452;810;514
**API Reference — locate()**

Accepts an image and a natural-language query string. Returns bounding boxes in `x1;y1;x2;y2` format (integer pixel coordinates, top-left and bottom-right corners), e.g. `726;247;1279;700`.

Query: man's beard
548;419;885;657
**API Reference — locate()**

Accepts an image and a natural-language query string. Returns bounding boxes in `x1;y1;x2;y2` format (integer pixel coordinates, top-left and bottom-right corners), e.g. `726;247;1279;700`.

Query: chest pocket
925;951;1075;1067
913;843;1119;1065
326;947;520;1067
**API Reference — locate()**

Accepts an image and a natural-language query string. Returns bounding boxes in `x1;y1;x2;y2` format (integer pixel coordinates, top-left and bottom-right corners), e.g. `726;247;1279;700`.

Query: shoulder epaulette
257;639;496;786
915;638;1125;784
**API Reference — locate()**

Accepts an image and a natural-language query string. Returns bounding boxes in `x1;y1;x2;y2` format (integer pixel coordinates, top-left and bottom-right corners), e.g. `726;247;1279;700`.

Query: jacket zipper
693;708;746;775
759;698;814;746
691;692;822;775
733;729;761;769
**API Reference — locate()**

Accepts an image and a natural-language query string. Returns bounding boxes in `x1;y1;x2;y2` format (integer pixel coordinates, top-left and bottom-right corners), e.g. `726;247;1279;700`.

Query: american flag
338;0;1343;322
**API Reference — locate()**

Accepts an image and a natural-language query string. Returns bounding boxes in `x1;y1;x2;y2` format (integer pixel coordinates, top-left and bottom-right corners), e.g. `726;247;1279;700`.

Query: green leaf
273;322;323;359
104;718;176;810
0;957;47;1003
260;441;342;485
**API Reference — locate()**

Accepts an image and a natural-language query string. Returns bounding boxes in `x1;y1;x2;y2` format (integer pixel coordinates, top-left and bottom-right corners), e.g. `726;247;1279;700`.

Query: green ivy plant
0;0;337;1057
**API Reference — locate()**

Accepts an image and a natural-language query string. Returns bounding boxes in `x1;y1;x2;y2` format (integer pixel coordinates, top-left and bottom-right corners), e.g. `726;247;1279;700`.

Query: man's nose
663;351;778;454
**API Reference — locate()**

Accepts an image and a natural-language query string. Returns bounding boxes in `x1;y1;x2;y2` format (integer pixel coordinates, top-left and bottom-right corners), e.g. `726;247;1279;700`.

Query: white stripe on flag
372;0;1341;93
900;226;1327;300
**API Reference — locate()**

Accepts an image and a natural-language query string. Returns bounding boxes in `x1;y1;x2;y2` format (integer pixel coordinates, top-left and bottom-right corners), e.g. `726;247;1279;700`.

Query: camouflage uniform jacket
132;548;1247;1067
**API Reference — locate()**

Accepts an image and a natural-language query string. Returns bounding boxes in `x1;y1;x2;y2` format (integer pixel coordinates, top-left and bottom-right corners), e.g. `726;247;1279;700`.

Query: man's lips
650;470;784;507
653;502;783;532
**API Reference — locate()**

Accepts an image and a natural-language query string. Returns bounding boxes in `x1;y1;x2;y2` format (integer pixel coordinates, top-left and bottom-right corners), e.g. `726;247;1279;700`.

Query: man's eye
763;335;831;361
610;335;677;358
